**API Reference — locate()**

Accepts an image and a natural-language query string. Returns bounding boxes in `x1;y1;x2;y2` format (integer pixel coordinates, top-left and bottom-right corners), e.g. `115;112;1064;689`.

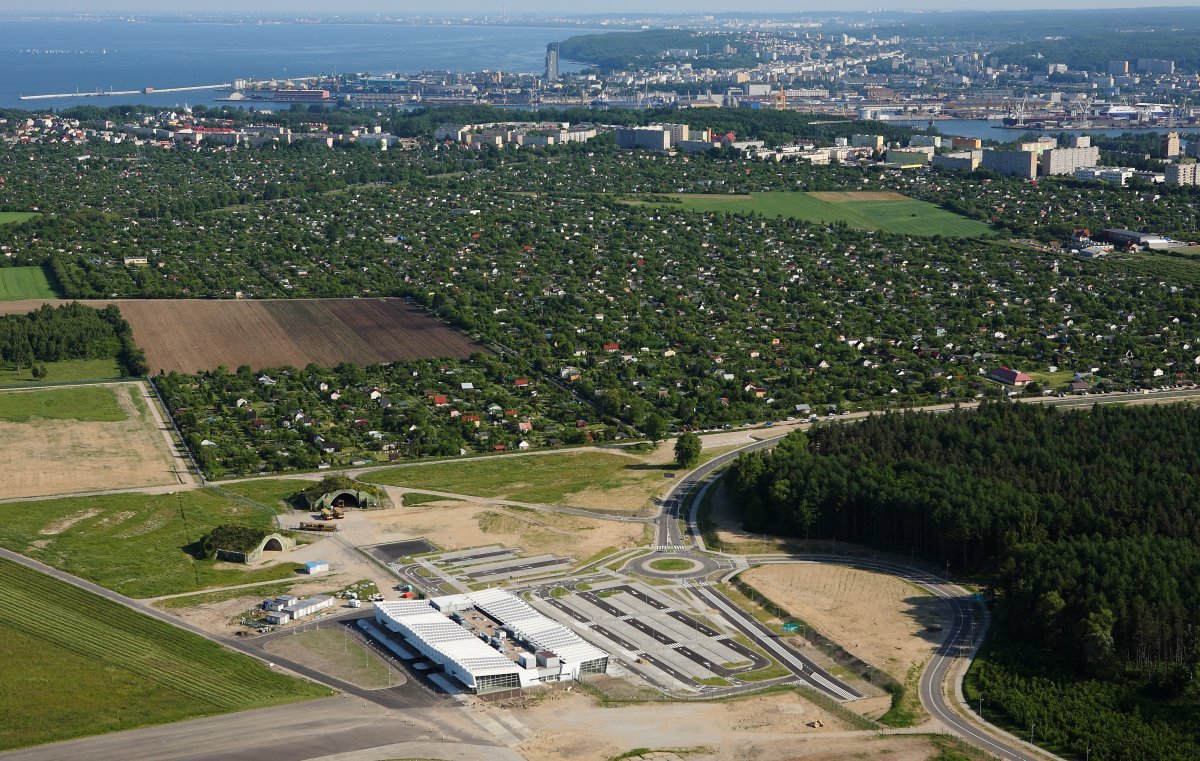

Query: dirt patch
0;298;484;374
338;497;645;561
512;689;939;761
807;191;910;203
740;564;953;684
96;510;137;527
0;382;180;500
39;508;103;535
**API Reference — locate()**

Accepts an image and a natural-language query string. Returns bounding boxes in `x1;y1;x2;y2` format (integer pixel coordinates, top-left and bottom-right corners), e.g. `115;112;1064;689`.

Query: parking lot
535;581;772;690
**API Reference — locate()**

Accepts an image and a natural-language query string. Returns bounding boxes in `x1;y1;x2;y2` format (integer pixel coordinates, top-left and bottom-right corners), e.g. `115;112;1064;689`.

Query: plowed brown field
0;298;483;373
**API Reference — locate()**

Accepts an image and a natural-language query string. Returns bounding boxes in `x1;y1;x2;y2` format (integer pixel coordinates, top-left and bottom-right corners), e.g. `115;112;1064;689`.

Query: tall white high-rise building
545;42;560;81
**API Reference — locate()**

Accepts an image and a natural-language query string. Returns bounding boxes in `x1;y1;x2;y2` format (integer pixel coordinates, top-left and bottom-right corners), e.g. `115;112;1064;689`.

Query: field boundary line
148;376;205;486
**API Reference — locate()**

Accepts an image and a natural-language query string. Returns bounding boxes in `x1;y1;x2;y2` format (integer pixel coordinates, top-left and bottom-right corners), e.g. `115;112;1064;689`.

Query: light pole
978;695;984;718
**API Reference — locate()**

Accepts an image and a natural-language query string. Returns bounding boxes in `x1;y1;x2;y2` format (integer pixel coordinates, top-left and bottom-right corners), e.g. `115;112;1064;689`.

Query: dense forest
0;302;147;376
727;402;1200;758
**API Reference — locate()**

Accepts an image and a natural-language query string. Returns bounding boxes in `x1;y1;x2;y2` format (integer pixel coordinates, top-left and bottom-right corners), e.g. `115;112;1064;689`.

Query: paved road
0;698;514;761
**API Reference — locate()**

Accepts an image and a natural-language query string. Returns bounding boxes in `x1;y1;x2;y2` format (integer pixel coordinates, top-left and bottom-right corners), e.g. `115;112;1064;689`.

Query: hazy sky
8;0;1200;12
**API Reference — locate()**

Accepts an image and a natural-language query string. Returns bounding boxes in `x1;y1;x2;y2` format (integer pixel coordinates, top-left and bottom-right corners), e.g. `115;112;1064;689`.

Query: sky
7;0;1200;13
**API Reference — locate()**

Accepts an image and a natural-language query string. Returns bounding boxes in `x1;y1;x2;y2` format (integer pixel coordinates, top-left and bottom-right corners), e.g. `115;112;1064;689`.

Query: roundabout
626;551;721;579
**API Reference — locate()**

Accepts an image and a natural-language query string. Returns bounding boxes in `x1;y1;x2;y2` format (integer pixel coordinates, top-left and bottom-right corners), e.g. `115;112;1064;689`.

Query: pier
19;76;319;101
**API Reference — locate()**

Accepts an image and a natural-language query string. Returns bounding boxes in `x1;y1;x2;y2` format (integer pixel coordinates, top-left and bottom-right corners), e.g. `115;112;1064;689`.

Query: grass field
402;491;463;507
0;386;125;422
0;557;328;751
264;628;393;689
0;265;57;300
0;489;303;598
364;451;685;512
626;192;994;237
0;212;38;227
0;357;125;386
216;478;310;511
649;558;695;572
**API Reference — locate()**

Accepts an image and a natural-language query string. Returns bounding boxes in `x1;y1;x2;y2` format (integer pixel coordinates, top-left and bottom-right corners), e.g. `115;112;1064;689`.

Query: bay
0;19;587;110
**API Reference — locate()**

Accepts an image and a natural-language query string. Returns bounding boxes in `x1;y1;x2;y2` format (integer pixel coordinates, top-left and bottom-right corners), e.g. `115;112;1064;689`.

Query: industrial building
981;149;1038;179
1100;229;1172;250
375;589;608;693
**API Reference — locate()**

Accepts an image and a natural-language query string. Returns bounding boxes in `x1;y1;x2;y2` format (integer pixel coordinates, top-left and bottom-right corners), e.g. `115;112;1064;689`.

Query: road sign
782;622;800;633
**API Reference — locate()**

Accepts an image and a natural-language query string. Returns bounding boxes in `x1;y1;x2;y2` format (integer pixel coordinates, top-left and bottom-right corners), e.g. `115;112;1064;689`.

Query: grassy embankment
0;557;329;751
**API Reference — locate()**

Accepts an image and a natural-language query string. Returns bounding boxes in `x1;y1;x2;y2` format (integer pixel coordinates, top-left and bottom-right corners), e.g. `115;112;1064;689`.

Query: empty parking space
436;545;515;563
464;555;575;581
368;538;439;564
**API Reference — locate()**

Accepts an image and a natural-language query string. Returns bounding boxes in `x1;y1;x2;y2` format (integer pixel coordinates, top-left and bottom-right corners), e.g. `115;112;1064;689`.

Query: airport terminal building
375;589;608;693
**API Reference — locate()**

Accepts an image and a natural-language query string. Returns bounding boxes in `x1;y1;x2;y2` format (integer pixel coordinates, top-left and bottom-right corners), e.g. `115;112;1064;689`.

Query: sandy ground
512;689;938;761
337;498;647;560
0;382;183;500
739;564;953;685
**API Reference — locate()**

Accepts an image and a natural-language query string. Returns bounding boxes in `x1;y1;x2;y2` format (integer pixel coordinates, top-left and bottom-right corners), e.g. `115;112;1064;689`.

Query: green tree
643;413;668;442
674;432;702;468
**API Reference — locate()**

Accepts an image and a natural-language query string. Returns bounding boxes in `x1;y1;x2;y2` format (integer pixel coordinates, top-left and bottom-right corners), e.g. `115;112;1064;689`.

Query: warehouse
374;589;608;693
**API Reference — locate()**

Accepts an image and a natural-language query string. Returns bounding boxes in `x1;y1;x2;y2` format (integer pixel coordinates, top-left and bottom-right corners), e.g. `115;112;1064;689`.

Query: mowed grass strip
0;212;39;226
0;558;328;751
0;489;303;598
0;265;57;300
363;451;665;505
0;386;125;422
0;357;124;386
626;191;994;237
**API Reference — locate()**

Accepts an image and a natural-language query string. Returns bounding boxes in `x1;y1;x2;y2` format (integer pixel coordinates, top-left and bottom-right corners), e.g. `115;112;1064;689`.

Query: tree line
726;401;1200;758
0;302;147;376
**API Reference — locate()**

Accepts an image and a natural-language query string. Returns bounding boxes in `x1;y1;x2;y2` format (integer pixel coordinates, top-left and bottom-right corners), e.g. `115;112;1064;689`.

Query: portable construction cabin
263;595;300;612
283;595;335;620
304;560;331;575
264;610;291;625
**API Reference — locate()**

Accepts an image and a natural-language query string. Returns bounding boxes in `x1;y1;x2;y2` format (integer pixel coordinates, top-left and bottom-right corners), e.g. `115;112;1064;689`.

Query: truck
319;507;346;520
299;521;338;532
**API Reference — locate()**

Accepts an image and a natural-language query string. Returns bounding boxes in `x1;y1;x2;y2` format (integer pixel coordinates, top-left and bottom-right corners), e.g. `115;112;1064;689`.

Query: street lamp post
978;695;984;718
